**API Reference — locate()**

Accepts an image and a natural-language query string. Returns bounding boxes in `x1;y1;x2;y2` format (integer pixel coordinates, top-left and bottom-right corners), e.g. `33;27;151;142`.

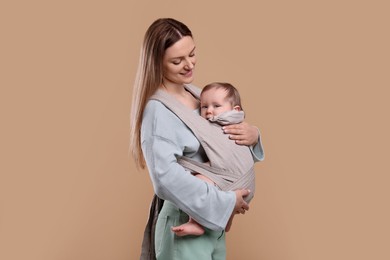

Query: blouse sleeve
250;128;265;162
141;101;236;231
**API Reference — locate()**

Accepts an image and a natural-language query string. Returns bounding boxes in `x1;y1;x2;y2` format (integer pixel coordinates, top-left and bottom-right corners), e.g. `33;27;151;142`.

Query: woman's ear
233;105;241;111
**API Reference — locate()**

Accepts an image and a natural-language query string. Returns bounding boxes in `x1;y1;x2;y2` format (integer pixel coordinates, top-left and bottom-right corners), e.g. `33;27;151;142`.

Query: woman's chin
183;75;194;84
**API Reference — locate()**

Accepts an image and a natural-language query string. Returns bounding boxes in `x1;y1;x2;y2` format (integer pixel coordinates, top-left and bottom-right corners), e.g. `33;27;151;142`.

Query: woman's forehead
164;36;195;59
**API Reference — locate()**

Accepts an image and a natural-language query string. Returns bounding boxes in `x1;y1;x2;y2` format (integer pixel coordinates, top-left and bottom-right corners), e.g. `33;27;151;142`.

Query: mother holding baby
130;18;264;260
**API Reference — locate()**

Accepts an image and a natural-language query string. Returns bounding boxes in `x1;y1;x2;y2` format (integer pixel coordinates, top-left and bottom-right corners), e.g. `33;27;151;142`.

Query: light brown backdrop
1;1;389;260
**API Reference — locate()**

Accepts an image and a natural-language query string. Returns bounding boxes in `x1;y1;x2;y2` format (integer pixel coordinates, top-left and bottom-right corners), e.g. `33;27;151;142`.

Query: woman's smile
181;70;193;77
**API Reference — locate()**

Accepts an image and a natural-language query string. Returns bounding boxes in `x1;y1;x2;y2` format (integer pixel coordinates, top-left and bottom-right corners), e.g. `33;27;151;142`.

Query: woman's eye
189;52;195;57
172;61;181;65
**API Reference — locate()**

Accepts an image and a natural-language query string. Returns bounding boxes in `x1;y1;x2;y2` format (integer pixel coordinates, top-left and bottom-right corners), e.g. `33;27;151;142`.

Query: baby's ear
233;105;241;111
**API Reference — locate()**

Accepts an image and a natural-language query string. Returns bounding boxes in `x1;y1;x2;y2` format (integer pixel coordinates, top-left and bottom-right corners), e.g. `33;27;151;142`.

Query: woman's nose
184;58;194;69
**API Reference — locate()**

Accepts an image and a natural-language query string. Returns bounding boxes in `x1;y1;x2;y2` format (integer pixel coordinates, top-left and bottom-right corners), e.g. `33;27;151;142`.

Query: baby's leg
195;174;237;232
194;173;214;184
171;173;214;236
171;217;205;236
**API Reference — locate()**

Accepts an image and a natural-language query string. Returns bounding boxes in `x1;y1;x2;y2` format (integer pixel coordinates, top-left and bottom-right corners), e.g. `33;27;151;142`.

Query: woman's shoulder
141;99;190;142
144;99;172;118
143;99;183;127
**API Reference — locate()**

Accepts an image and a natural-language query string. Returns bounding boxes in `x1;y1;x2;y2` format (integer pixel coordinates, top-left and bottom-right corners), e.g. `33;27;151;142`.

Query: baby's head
200;82;242;119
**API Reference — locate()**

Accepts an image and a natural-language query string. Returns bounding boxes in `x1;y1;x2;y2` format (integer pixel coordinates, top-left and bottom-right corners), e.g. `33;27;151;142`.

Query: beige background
1;1;389;259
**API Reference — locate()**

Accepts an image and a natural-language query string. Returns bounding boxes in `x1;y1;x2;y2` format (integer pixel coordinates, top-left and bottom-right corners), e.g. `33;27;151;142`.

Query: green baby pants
155;201;226;260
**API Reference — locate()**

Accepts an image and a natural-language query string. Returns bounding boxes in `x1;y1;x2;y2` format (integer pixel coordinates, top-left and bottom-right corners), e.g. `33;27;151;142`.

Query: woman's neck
161;81;199;110
161;81;186;95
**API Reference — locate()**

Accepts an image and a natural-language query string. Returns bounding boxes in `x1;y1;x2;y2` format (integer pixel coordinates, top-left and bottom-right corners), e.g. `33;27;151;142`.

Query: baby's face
200;88;234;119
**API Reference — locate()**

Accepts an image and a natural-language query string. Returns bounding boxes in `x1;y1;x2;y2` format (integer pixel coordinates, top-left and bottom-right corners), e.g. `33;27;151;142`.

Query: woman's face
162;36;196;86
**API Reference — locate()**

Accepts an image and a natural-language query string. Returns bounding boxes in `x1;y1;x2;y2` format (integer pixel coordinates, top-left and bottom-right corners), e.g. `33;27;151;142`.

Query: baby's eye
189;52;195;57
201;105;208;109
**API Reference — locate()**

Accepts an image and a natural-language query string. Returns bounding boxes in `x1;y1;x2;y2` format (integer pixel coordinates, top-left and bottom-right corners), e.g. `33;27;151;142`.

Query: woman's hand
222;121;259;146
233;189;250;214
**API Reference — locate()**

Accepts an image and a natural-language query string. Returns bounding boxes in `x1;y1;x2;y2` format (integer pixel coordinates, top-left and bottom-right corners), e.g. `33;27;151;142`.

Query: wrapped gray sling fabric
151;84;256;200
140;84;255;260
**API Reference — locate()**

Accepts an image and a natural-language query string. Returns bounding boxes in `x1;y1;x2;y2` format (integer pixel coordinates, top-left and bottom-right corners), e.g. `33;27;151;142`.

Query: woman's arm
222;122;265;162
141;101;243;231
222;121;258;145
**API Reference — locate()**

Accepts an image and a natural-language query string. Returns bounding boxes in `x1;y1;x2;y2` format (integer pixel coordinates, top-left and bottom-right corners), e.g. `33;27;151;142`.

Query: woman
130;18;263;260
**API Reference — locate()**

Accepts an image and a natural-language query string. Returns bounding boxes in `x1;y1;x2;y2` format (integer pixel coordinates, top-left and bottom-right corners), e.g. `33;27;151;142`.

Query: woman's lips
181;70;193;77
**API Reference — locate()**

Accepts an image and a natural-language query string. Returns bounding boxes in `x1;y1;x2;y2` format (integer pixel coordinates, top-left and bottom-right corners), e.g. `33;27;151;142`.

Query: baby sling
140;84;255;260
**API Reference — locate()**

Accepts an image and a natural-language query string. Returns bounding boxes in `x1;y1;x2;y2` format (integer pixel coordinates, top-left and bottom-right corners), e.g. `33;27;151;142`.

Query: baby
171;82;246;236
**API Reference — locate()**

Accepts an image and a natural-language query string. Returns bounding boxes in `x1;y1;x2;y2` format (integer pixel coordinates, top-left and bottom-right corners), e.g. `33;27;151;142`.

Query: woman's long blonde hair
130;18;193;169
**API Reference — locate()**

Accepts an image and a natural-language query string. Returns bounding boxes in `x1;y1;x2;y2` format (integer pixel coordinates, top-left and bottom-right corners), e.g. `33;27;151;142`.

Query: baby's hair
201;82;242;109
